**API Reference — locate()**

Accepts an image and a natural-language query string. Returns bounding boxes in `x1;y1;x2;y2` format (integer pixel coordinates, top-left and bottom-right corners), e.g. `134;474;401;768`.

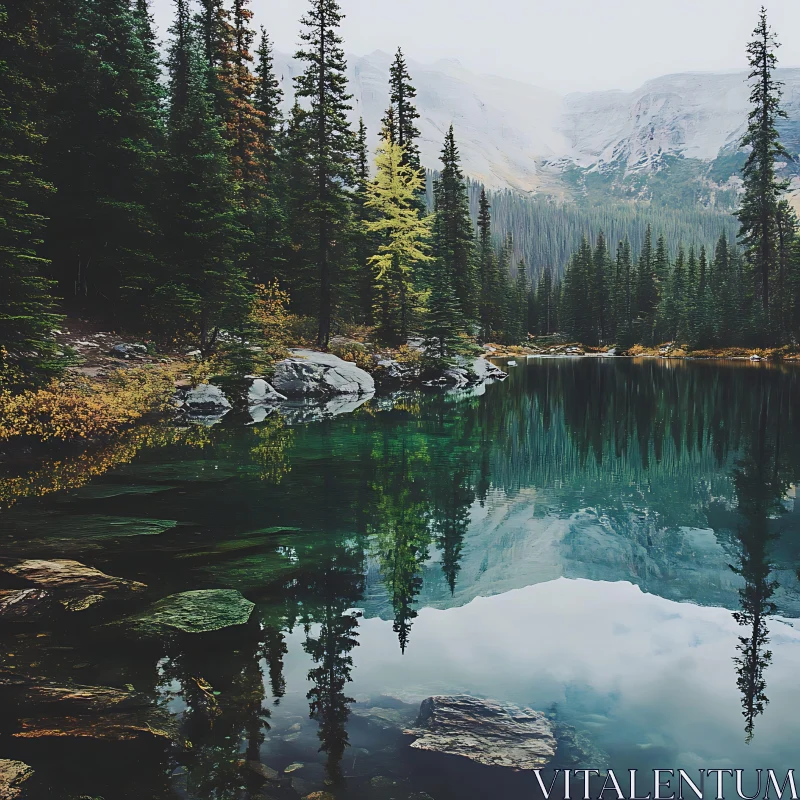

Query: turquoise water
1;357;799;799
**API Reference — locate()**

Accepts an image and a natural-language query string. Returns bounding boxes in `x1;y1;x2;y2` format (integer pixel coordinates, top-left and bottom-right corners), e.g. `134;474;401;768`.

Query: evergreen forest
3;0;800;394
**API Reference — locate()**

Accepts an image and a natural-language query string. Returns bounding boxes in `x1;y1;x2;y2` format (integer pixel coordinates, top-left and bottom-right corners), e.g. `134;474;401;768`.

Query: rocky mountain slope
272;50;800;202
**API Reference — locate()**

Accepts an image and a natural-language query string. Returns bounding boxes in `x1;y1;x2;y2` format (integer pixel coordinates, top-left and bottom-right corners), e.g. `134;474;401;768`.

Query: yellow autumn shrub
0;366;176;443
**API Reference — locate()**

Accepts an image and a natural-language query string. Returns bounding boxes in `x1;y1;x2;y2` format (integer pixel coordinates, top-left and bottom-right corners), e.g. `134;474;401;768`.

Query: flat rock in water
5;559;146;598
119;589;255;635
404;695;556;770
0;759;34;800
13;708;181;744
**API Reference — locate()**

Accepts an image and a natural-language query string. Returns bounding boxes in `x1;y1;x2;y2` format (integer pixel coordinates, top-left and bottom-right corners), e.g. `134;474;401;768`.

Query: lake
1;357;799;800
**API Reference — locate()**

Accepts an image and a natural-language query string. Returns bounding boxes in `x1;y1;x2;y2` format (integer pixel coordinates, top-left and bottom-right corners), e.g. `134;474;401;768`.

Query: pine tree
614;237;634;346
160;0;249;350
44;0;165;319
635;224;658;344
535;265;556;335
253;27;283;174
561;236;593;343
592;231;611;344
250;27;285;286
774;199;797;339
386;48;421;172
476;187;497;340
0;0;64;381
196;0;236;123
364;137;431;344
737;7;790;331
294;0;355;347
432;126;476;323
229;0;263;203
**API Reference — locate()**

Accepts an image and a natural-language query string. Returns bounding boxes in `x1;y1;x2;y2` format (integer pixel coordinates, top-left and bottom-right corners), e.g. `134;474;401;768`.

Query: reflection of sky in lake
281;577;800;773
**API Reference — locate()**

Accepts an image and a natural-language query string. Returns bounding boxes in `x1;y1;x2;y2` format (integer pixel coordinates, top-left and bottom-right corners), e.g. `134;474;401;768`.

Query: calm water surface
1;357;800;799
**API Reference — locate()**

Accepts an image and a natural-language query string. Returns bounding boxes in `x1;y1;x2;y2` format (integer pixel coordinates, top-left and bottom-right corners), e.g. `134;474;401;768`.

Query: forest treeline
1;1;799;392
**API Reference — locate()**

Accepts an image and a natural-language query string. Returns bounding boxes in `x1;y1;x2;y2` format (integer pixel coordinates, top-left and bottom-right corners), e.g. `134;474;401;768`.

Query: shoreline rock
272;350;375;398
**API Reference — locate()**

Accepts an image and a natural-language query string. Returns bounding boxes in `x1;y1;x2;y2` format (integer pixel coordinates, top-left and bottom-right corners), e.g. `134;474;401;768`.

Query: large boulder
0;760;34;800
271;350;374;398
403;695;556;770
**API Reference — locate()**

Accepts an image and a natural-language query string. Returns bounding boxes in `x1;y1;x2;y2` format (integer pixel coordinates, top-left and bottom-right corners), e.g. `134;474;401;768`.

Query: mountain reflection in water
0;357;798;800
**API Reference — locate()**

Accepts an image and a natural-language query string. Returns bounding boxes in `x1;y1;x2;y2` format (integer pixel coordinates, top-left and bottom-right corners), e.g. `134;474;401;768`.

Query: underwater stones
351;702;418;730
0;673;182;746
246;762;281;783
271;350;375;398
117;588;255;635
0;589;52;621
0;759;34;800
403;695;556;770
13;708;180;744
301;793;335;800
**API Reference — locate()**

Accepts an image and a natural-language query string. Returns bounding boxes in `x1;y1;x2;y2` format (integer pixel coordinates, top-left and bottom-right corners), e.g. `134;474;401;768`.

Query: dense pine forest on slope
1;0;800;446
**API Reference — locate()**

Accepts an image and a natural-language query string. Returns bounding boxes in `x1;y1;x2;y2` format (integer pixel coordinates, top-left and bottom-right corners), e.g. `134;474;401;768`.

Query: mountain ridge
271;49;800;205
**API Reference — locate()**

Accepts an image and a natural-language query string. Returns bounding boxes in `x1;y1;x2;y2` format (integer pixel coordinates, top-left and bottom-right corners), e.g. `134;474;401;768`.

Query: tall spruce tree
385;48;421;172
44;0;165;319
536;265;556;335
160;0;248;350
476;188;497;340
0;0;64;381
737;7;790;330
294;0;355;347
432;126;476;323
254;28;283;175
635;224;658;343
592;231;611;344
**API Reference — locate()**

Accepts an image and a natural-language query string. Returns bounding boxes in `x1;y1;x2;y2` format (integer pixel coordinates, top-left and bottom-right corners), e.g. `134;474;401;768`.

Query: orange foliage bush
0;366;176;443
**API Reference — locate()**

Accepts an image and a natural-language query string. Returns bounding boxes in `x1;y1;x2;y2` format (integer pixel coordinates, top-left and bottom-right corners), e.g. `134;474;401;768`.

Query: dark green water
2;357;800;800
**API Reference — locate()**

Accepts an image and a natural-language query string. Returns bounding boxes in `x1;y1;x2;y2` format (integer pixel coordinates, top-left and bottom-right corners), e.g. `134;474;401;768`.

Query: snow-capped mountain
272;49;800;196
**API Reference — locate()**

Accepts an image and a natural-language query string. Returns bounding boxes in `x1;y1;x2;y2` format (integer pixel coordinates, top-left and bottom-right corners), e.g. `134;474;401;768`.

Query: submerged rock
0;589;52;621
118;588;255;635
0;759;34;800
404;695;556;770
13;708;180;744
271;350;375;398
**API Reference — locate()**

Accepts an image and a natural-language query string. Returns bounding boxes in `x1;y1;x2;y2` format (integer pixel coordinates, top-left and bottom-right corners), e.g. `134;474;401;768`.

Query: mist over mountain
272;49;800;206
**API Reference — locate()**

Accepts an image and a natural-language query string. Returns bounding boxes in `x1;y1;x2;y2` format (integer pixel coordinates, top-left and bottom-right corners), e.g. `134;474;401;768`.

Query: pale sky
149;0;800;94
